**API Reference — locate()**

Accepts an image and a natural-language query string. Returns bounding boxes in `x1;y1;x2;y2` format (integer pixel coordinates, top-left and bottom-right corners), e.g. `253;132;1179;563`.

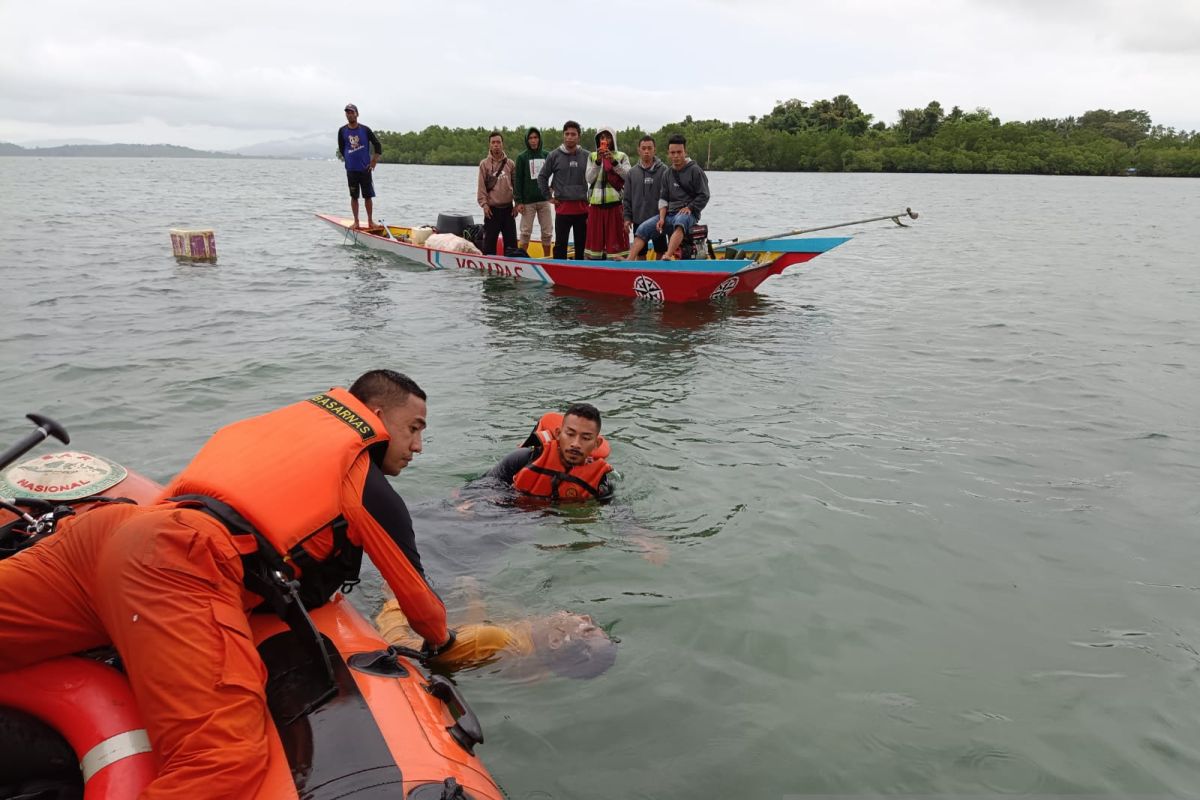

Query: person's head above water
529;611;617;679
556;403;602;468
349;369;428;476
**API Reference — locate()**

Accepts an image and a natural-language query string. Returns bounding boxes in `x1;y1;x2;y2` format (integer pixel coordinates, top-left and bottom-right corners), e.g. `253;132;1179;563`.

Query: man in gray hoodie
622;135;668;259
628;133;710;261
537;120;590;260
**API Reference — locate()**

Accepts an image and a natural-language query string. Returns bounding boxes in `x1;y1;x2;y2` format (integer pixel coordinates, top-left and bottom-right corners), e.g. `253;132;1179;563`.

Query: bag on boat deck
425;232;483;255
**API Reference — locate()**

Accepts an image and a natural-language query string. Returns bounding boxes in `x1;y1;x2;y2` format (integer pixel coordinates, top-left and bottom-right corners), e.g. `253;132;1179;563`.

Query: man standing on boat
537;121;590;260
477;131;518;257
0;369;456;798
337;103;382;229
622;135;669;259
513;127;553;257
627;133;710;261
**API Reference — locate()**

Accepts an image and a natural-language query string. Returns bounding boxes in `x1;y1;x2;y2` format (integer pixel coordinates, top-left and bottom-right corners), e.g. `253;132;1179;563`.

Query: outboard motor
435;214;475;237
680;224;713;260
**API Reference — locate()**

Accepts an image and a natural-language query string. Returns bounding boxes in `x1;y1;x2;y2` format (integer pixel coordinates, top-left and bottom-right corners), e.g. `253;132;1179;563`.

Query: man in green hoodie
513;128;552;257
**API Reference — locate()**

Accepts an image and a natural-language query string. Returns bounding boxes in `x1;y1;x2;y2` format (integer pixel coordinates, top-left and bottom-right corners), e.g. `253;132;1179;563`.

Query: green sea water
2;158;1198;799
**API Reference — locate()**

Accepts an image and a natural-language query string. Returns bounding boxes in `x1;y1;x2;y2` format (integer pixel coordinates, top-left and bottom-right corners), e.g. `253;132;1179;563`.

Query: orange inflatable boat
0;416;503;800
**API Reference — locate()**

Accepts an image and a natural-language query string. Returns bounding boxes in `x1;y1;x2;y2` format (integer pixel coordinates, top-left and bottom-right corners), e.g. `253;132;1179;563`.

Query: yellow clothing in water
375;598;535;669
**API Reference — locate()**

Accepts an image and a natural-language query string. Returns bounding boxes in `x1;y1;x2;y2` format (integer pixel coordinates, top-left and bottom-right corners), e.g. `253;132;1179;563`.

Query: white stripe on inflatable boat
80;729;153;782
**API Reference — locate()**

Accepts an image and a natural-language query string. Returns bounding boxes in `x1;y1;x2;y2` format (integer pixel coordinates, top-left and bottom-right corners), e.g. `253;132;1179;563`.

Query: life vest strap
167;493;339;722
524;464;602;500
287;516;363;601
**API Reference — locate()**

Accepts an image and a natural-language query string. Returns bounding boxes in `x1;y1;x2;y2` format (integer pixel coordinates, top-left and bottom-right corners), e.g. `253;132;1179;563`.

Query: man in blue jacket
337;103;382;228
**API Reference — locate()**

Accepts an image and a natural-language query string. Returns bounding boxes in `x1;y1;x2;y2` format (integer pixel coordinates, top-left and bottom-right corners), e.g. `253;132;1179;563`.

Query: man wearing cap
337;103;383;229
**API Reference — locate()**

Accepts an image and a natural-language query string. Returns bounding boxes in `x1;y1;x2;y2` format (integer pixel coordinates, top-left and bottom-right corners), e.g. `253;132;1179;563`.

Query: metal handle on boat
720;207;920;252
426;675;485;754
0;413;70;472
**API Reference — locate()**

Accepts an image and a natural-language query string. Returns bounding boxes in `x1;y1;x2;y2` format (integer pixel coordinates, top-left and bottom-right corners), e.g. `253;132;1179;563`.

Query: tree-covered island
375;97;1199;177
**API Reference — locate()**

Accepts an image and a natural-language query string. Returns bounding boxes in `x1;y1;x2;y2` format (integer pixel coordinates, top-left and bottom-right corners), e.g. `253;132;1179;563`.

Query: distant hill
231;132;331;160
0;142;240;158
19;138;107;147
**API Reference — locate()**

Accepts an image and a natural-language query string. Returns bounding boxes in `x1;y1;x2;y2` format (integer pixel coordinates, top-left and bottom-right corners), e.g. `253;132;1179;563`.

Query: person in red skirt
583;127;632;259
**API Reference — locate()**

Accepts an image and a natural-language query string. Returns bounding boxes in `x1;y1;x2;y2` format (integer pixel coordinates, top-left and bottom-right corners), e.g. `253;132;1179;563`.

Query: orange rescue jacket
159;388;449;645
163;387;385;558
512;412;613;501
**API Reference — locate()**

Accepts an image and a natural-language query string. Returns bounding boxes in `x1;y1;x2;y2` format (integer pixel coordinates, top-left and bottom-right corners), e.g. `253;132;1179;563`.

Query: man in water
337;103;382;228
487;403;614;502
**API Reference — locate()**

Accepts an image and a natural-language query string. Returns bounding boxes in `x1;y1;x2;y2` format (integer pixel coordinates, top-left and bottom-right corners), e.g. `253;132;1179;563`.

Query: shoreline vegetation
376;99;1198;178
3;98;1197;177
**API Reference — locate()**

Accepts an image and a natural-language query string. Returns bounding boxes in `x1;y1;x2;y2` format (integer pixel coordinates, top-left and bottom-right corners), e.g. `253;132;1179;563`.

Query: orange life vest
511;412;613;501
160;387;387;580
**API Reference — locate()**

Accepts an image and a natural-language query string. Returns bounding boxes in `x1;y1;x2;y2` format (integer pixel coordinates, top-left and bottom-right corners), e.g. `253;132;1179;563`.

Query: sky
1;0;1198;151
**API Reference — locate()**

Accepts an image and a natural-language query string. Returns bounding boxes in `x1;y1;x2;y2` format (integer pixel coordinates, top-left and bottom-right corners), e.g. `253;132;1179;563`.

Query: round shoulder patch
0;451;128;501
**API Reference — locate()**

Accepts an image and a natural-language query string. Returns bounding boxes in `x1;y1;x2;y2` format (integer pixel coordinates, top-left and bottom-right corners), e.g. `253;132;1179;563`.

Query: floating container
170;228;217;261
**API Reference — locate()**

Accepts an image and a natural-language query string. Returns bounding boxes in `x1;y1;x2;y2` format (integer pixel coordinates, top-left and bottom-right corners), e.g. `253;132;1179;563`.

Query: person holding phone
583;127;632;259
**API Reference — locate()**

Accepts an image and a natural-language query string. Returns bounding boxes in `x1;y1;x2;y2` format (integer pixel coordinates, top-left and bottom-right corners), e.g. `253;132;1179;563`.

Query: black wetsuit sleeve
361;461;425;577
597;472;615;501
486;448;536;484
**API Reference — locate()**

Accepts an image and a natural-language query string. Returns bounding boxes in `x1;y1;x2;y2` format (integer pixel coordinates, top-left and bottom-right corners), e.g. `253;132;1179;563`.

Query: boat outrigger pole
0;414;69;472
721;208;919;252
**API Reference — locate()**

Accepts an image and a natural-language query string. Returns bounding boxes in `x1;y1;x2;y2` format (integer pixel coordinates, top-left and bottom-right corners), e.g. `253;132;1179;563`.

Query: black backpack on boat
460;224;485;252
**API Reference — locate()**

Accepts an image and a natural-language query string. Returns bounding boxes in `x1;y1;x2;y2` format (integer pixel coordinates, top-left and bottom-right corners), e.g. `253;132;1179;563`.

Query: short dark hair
639;135;655;145
488;131;503;142
667;133;687;147
348;370;426;407
563;120;581;134
564;402;601;431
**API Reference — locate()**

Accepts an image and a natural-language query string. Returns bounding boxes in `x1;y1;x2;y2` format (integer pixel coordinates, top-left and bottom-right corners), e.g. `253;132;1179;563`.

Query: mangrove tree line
373;97;1199;177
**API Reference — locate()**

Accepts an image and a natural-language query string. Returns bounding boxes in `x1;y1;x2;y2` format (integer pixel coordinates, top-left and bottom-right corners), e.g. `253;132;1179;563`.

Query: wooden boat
315;213;850;303
0;439;504;800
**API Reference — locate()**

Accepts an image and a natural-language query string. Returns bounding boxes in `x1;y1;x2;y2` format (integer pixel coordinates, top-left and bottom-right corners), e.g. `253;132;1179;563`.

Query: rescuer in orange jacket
0;369;454;799
487;403;615;502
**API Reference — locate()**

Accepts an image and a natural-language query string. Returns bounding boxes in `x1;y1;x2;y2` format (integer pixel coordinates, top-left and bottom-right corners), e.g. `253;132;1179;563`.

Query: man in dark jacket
627;133;710;261
514;128;552;257
537;120;590;260
621;135;668;259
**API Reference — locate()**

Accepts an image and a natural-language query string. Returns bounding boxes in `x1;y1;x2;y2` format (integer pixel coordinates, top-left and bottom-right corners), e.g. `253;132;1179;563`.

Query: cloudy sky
1;0;1197;150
